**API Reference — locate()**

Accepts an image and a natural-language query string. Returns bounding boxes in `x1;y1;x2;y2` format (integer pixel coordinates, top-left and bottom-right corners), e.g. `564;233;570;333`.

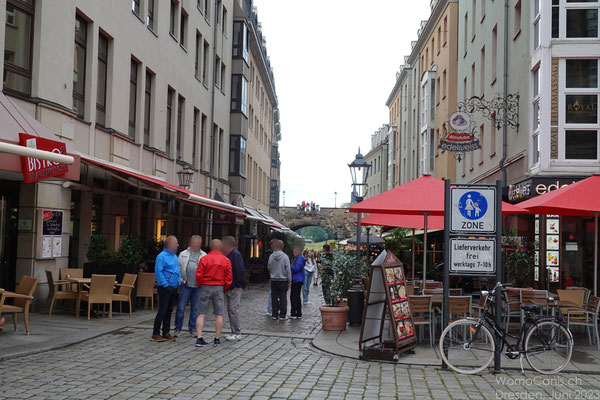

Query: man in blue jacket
222;236;246;340
290;246;306;319
152;235;181;342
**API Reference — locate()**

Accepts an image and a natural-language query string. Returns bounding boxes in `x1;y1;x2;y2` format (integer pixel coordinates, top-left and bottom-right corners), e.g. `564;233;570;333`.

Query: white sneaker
226;334;241;341
173;329;181;337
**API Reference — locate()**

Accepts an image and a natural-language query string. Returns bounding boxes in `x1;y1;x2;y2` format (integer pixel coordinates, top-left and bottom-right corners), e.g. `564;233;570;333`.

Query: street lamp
177;165;193;190
282;190;286;207
347;148;371;326
334;192;337;208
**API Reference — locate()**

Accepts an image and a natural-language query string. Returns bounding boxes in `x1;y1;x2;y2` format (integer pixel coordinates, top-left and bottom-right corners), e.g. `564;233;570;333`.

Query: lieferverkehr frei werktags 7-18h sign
450;187;496;234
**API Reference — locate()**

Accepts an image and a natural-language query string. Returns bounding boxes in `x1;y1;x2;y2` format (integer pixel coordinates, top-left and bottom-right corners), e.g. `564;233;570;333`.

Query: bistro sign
18;133;69;183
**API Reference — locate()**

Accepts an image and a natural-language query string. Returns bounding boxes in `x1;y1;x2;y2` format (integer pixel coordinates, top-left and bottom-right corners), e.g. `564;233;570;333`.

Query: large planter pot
320;305;350;331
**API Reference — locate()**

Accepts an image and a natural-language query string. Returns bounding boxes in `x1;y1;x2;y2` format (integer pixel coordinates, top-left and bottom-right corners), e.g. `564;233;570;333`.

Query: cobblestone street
2;284;600;399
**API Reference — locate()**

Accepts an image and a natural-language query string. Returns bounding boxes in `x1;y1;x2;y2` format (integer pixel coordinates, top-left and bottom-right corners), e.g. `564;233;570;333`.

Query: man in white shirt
174;235;206;337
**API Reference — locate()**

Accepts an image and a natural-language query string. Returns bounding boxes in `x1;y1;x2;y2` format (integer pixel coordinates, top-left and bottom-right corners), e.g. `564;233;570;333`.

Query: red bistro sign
18;133;69;183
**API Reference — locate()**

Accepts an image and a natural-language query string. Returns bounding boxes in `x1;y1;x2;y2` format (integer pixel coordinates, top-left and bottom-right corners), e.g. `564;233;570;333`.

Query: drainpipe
208;0;219;198
499;0;509;192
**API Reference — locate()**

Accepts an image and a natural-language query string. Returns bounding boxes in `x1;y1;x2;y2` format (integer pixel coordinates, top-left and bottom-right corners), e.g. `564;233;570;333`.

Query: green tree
297;226;335;243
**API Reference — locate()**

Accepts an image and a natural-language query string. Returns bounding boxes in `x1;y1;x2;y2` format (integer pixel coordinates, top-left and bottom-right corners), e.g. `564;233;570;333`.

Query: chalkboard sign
42;210;63;236
359;251;417;361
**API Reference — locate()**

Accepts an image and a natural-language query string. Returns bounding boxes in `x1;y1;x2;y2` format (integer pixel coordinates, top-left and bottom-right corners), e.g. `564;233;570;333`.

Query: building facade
0;0;283;304
458;0;531;186
364;124;389;199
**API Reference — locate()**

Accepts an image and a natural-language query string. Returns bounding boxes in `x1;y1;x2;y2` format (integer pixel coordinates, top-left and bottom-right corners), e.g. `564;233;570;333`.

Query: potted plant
502;231;535;288
319;249;355;331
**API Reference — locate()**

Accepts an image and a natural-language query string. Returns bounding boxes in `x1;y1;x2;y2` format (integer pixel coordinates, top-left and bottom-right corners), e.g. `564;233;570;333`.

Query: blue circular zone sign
458;191;488;220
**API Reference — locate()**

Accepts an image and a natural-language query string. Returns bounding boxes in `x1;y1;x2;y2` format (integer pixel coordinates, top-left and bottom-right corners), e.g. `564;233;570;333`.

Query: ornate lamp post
177;165;193;190
347;148;371;326
334;191;337;208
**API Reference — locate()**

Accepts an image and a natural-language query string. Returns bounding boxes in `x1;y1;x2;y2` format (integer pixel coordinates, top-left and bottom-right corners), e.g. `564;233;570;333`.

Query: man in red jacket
194;239;233;347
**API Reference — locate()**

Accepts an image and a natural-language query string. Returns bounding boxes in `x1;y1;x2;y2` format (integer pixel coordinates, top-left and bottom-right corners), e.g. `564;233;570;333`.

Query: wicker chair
408;295;433;346
136;272;156;310
60;268;83;293
567;296;600;350
0;276;38;334
46;270;77;316
113;273;137;316
80;274;116;320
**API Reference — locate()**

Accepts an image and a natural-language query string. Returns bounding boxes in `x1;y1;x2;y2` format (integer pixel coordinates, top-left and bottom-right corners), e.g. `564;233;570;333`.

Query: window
218;127;224;177
132;0;140;16
565;95;598;124
481;0;486;21
233;21;249;62
192;108;199;166
551;0;559;38
166;88;174;155
220;62;226;90
514;0;522;37
128;59;139;139
4;0;34;96
471;0;476;39
169;1;177;37
567;9;598;38
200;113;207;168
566;130;598;159
421;83;427;127
479;124;484;163
216;0;222;26
490;113;497;155
231;74;248;116
204;0;210;20
533;8;541;49
421;131;427;174
229;135;246;176
532;66;541;165
222;6;227;34
480;46;485;94
215;56;221;88
566;59;598;88
532;134;540;164
176;96;184;159
73;15;87;118
492;25;497;82
195;32;201;78
471;62;476;97
202;40;209;83
143;71;152;147
443;16;448;45
430;79;435;121
442;70;447;98
437;27;441;53
429;129;434;172
180;9;187;47
463;12;468;54
147;0;155;30
96;34;109;126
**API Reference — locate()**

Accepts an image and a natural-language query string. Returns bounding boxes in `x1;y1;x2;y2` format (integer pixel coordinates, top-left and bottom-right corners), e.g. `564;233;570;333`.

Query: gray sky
253;0;431;208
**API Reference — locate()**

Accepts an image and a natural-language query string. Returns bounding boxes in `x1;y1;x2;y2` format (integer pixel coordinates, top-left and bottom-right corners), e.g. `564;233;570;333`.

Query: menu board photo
384;265;415;341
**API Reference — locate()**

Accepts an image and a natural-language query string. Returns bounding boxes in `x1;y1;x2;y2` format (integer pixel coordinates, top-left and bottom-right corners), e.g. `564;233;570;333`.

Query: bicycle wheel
524;320;573;375
439;319;495;374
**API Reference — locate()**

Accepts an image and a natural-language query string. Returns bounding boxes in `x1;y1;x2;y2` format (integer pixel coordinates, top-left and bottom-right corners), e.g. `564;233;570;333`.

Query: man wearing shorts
194;239;233;347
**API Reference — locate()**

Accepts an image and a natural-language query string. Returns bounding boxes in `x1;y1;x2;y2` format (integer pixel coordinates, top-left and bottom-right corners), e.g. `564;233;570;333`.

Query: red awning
81;156;243;215
349;175;529;216
361;213;444;229
518;175;600;217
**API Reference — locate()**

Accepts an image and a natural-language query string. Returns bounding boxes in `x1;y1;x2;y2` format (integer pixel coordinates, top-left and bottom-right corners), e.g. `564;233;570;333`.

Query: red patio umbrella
349;175;529;288
518;175;600;295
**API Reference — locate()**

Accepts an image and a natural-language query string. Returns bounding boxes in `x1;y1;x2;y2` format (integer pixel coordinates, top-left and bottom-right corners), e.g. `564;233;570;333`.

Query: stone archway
279;207;355;239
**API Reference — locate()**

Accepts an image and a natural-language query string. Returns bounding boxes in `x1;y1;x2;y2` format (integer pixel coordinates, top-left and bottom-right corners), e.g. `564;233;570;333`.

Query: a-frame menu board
359;250;417;361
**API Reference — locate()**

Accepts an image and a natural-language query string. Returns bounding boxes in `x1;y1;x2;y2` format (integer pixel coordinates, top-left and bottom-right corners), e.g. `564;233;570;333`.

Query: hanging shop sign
19;133;69;183
438;112;480;152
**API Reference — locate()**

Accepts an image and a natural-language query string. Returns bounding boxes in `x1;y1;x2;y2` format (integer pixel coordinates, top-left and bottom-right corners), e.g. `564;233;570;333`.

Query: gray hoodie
268;250;291;282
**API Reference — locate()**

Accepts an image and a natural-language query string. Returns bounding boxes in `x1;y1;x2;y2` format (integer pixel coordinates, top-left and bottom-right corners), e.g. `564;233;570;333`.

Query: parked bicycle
439;282;573;375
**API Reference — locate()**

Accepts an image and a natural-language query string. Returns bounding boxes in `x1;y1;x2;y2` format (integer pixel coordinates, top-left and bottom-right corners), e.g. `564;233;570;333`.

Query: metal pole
423;212;429;290
499;0;509;190
442;179;451;369
366;227;370;263
412;228;416;283
595;212;598;296
348;197;365;326
494;180;503;373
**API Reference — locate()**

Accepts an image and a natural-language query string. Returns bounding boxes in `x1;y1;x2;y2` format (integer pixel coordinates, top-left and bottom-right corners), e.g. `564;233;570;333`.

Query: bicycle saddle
521;304;541;313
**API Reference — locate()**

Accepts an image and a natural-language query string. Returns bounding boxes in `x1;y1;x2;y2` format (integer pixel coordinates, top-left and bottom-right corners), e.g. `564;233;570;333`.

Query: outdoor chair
46;270;77;316
520;289;548;325
503;290;522;331
557;289;585;317
112;273;137;316
567;296;600;350
408;295;433;346
425;281;442;289
472;291;488;317
60;268;83;293
136;272;156;310
448;288;462;296
0;276;38;334
568;286;591;306
406;283;415;296
433;296;472;340
80;274;116;320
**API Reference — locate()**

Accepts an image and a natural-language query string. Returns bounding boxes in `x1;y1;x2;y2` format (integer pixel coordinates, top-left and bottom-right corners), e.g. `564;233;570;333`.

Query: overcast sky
253;0;431;208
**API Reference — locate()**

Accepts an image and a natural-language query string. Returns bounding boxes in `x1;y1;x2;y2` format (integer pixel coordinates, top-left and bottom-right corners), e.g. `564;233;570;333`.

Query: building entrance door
0;181;19;291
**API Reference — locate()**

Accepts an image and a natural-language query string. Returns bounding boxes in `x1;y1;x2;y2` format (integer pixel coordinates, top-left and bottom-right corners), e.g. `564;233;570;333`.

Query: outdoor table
66;277;117;317
524;299;578;317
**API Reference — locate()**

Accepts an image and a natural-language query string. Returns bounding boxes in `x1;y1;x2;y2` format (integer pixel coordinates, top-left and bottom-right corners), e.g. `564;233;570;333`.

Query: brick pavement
1;283;600;399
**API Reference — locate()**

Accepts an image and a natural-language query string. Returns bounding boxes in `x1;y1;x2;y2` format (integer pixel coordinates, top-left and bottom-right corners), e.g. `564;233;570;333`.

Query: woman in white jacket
303;251;317;304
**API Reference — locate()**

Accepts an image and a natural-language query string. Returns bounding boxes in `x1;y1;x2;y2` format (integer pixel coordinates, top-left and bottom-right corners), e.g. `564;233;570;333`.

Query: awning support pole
423;212;429;291
412;228;416;282
595;212;598;297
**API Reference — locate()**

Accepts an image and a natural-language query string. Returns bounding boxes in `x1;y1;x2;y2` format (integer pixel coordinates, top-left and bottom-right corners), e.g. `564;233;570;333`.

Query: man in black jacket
223;236;246;340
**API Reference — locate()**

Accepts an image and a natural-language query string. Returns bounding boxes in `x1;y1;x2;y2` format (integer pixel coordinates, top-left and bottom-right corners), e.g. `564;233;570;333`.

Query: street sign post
442;180;503;373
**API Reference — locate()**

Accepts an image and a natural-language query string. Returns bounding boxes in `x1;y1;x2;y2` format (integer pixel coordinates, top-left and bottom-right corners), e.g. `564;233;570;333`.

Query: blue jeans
266;289;272;314
303;271;314;303
174;285;200;332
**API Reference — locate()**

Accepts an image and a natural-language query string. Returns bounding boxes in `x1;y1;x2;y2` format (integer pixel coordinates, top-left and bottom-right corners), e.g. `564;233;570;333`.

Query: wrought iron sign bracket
457;93;520;131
